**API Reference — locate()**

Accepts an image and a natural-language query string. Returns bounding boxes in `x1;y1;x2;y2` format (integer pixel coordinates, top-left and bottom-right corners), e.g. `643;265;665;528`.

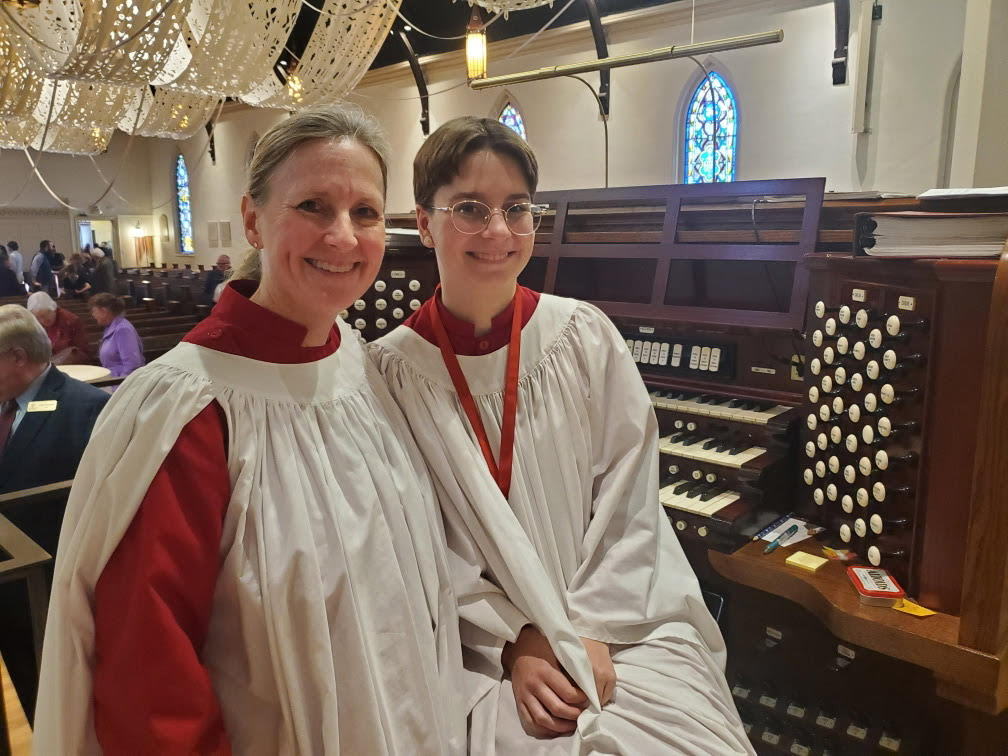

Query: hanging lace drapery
0;22;43;121
241;0;400;109
1;0;194;87
0;118;111;155
120;89;218;139
467;0;557;18
160;0;301;97
33;79;143;133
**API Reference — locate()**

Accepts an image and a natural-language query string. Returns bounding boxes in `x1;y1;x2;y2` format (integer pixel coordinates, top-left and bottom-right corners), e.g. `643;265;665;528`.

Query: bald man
202;254;231;305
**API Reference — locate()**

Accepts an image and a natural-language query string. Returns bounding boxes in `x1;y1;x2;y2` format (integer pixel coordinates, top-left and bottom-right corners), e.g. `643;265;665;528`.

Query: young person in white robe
369;117;754;755
33;106;467;755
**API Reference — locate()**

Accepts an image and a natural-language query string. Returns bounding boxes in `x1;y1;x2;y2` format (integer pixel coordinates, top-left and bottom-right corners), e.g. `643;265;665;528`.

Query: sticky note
786;551;828;573
892;600;937;618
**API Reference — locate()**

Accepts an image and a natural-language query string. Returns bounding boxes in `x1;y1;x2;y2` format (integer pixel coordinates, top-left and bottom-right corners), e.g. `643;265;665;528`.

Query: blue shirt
12;363;53;436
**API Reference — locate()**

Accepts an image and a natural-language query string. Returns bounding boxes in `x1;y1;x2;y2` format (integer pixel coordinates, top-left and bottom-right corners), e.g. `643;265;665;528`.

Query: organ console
369;182;1008;751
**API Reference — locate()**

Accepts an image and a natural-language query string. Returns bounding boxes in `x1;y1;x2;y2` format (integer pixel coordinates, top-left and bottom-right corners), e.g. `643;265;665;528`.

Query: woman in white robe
369;117;754;755
33;106;466;755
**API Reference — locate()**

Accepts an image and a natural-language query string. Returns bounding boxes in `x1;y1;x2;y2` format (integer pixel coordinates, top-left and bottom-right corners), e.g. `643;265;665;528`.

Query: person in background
7;241;24;287
35;105;466;755
27;292;92;364
63;253;93;299
88;293;144;377
370;117;753;754
0;305;108;717
30;241;54;292
88;248;116;294
202;253;231;305
0;247;24;297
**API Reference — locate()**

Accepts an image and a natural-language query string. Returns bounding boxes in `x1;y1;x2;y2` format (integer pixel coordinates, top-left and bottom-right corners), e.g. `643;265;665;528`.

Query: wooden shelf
708;540;1008;713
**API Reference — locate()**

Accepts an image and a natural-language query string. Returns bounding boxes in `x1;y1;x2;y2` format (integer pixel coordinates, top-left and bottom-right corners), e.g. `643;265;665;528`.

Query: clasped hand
502;625;616;738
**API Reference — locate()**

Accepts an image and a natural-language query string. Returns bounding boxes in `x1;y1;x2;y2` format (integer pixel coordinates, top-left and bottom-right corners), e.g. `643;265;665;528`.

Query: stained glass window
498;103;527;140
684;72;737;184
176;154;195;255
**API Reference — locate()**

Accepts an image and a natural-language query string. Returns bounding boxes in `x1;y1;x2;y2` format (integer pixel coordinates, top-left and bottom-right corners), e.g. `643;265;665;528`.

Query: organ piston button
354;318;366;330
409;299;422;311
880;384;896;404
698;526;708;537
705;472;717;483
819;405;832;422
883;349;898;370
859;456;873;476
373;280;386;292
805;442;816;458
826;483;838;501
676;520;687;531
813;488;825;505
846;434;858;453
812;330;824;347
667;464;679;474
854;518;867;538
841;494;854;513
864;393;878;412
824;318;838;336
375;318;388;329
875;450;890;470
803;468;815;485
828;455;840;473
844;465;857;484
836;336;850;354
810;358;822;375
840;523;852;543
823;347;836;365
339;310;349;319
354;299;366;310
830;426;843;445
856;487;870;507
806;413;818;430
815;461;826;478
374;298;388;310
686;422;697;431
852;341;867;361
868;546;882;566
818;432;829;450
692;469;704;480
821;375;834;392
849;373;864;392
862;425;875;444
868;329;884;349
392;308;405;319
848;404;862;423
834;366;847;384
674;420;685;429
870;514;885;535
391;289;404;301
808;386;820;403
877;416;893;436
886;315;902;336
408;279;421;291
832;397;844;414
814;300;828;318
866;360;881;380
855;309;870;329
872;482;887;502
839;305;852;324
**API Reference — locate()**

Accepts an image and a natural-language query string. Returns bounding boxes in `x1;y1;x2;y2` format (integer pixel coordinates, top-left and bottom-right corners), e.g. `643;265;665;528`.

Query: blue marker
764;524;799;554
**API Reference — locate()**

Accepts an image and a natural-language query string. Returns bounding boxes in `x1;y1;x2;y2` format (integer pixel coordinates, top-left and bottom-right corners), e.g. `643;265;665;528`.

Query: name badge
26;400;57;412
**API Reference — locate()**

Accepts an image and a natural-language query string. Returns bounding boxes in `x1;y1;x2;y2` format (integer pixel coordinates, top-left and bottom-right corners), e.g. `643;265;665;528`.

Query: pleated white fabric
370;294;754;755
33;321;467;755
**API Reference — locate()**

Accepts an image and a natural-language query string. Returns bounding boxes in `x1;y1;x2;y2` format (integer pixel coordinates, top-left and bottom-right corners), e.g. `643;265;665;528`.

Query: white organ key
649;393;791;426
641;341;652;363
709;347;721;371
689;346;701;370
660;484;741;516
626;338;636;351
698;346;711;371
671;343;683;367
658;342;670;365
658;436;767;469
632;340;643;362
649;342;662;365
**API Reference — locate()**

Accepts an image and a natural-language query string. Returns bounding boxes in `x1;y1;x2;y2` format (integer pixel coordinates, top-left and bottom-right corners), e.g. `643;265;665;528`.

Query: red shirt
404;285;540;355
45;307;91;357
92;280;339;754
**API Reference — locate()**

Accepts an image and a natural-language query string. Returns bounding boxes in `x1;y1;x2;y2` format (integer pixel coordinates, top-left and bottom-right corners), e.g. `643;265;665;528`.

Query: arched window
498;102;527;140
684;71;737;184
175;154;195;255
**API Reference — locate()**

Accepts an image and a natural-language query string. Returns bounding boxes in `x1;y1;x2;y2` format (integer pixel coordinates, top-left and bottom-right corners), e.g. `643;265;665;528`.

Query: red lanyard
429;289;522;499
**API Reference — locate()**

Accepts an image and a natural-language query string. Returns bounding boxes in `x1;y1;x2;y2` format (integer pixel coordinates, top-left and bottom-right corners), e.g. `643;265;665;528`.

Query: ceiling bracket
398;24;430;135
584;0;610;116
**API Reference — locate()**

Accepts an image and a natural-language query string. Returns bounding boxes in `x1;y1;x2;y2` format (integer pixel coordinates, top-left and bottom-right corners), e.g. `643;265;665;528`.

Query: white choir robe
370;294;754;755
33;323;468;755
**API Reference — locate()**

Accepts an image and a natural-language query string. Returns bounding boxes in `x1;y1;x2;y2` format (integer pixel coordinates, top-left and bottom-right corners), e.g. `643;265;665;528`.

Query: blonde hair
247;104;391;203
0;305;53;364
232;247;262;282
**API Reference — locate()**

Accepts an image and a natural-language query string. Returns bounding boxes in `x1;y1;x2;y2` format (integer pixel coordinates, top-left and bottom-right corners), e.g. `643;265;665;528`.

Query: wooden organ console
368;181;1008;752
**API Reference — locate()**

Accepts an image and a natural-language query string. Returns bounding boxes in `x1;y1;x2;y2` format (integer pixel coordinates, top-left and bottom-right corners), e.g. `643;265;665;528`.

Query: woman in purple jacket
89;293;146;377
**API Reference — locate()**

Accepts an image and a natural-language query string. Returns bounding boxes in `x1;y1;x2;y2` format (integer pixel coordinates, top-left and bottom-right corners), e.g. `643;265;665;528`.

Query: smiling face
417;149;534;309
241;137;386;338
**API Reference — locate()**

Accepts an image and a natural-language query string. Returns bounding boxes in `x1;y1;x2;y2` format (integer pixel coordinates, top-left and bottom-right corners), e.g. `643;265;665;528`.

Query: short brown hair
413;117;539;209
88;292;124;315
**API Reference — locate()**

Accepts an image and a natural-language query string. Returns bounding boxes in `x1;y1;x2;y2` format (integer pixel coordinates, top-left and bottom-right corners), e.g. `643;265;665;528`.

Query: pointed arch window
684;72;737;183
175;154;195;255
498;102;527;140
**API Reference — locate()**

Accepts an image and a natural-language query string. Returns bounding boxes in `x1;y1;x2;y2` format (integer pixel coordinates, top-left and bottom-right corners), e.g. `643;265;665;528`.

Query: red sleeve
93;403;233;755
71;317;91;357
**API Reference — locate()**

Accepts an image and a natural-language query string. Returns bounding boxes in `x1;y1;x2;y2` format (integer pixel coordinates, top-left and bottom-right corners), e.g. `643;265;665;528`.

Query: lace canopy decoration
121;89;218;139
35;79;144;133
4;0;194;86
163;0;302;97
0;118;111;155
0;23;43;122
241;0;400;109
470;0;557;17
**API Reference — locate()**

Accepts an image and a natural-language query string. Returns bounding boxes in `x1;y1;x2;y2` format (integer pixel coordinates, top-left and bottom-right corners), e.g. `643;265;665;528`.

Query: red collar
183;279;341;363
405;286;540;356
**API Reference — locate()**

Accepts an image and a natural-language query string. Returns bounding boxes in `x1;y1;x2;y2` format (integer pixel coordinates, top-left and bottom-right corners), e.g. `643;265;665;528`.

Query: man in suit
202;253;231;305
0;305;108;493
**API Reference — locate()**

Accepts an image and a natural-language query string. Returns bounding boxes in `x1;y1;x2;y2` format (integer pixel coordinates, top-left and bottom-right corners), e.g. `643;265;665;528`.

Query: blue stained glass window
498;103;527;140
684;72;737;184
176;154;195;255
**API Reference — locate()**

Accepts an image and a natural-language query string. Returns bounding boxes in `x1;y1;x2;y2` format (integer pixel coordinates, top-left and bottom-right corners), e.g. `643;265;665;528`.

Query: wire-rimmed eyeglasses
427;200;549;236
